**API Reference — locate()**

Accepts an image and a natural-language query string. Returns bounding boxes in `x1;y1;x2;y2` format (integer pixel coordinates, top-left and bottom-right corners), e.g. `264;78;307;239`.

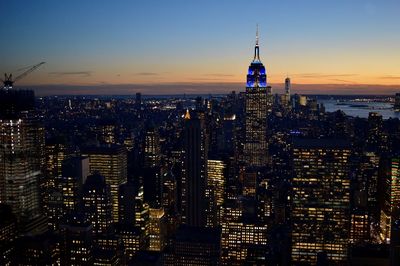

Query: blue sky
1;0;399;94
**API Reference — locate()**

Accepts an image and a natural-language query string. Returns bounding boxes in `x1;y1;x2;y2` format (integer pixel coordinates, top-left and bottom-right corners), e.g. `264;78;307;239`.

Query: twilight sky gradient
1;0;399;95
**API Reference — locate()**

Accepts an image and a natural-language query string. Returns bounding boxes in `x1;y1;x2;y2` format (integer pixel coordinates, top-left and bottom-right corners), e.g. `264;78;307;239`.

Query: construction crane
2;62;45;89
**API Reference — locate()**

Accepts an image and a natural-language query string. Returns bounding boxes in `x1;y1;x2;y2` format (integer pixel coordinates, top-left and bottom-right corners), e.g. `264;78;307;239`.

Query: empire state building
243;28;271;167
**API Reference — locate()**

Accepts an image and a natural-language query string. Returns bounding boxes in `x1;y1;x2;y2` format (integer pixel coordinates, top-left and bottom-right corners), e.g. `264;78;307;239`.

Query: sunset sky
1;0;399;95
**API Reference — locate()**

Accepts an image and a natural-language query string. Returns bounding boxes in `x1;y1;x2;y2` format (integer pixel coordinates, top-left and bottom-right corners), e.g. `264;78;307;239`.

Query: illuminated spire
184;109;191;120
254;24;260;61
256;23;259;46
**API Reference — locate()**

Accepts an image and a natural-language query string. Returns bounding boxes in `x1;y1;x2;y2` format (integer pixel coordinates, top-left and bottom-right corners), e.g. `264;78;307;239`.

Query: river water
319;99;400;120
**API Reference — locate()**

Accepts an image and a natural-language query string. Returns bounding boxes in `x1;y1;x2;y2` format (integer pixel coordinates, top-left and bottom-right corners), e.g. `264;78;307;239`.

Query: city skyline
1;0;400;95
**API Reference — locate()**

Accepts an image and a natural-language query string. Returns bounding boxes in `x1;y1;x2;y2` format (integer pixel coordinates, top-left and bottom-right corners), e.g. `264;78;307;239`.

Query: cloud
295;73;358;78
328;78;358;84
378;75;400;80
204;73;234;77
135;72;159;76
49;71;92;77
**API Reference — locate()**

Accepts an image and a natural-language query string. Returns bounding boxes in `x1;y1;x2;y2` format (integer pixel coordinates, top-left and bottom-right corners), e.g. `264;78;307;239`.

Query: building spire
184;109;191;120
254;24;260;61
256;23;259;46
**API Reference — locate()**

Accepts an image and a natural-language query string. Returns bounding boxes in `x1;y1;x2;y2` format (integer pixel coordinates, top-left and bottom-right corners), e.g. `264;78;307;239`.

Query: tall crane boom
2;62;45;89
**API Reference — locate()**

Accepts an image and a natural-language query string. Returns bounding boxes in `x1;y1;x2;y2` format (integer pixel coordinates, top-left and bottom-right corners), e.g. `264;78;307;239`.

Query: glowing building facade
243;28;271;167
291;139;351;265
83;145;127;223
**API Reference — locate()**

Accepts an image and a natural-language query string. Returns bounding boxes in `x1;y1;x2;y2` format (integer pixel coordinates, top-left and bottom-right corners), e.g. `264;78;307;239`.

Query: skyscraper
291;139;351;264
182;110;207;227
380;158;400;243
285;77;291;96
82;145;127;223
243;27;271;167
281;77;291;108
0;89;44;227
81;173;113;236
143;126;161;168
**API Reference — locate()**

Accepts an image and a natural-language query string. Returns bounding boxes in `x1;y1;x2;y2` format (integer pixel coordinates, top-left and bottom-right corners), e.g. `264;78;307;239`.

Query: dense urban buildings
1;34;400;266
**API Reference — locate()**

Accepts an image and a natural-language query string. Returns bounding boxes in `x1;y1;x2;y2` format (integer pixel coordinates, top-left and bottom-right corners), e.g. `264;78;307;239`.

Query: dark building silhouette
60;213;94;266
165;225;221;266
182;111;207;227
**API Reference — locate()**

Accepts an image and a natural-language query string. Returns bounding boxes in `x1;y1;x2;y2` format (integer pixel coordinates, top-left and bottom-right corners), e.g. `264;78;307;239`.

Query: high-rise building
83;145;127;222
60;156;90;211
0;204;16;266
14;232;60;265
144;126;161;168
243;27;271;167
0;89;44;227
182;111;207;227
380;158;400;243
220;199;268;265
47;155;89;230
291;138;351;265
285;77;291;96
280;77;291;108
165;225;221;266
81;173;114;236
207;159;226;226
60;213;94;266
118;181;137;225
148;207;166;251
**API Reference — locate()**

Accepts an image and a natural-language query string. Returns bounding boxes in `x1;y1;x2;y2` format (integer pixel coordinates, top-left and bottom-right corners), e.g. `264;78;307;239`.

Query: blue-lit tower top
246;25;267;88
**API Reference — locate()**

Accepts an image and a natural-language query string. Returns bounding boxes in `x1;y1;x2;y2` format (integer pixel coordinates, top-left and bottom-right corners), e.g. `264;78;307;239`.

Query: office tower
83;145;128;222
98;123;116;144
148;207;166;251
285;77;291;96
93;234;122;265
220;199;268;265
182;111;207;227
243;28;271;167
161;171;179;239
60;156;90;211
47;156;89;230
115;224;141;260
350;210;370;244
118;181;137;225
82;173;114;236
367;112;387;153
241;168;257;197
207;159;226;221
280;77;291;108
292;138;351;265
0;204;16;266
118;182;150;250
165;225;221;266
143;126;161;168
380;158;400;242
44;140;66;189
14;232;60;265
0;89;44;226
162;171;177;212
143;167;163;207
130;251;163;265
60;213;94;266
135;185;150;246
207;159;226;207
